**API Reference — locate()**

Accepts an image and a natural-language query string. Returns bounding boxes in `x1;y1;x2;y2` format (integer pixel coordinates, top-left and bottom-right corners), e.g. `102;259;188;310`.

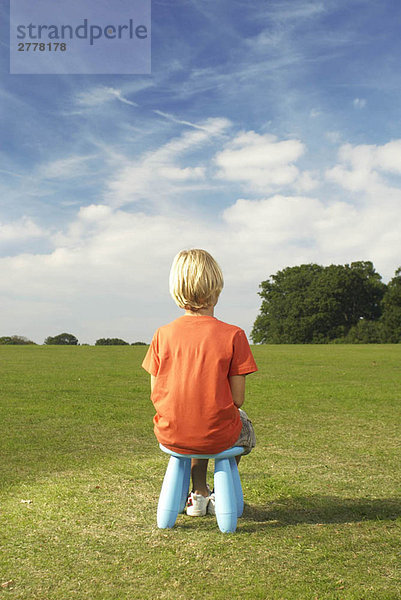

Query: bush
95;338;129;346
0;335;36;345
44;333;78;345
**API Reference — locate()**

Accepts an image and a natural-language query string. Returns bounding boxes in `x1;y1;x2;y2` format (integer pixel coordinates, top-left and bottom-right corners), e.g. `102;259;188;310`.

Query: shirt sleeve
141;330;160;376
228;329;258;376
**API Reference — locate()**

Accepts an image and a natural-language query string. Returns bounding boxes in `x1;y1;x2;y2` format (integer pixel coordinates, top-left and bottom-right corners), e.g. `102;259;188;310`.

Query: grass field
0;344;400;599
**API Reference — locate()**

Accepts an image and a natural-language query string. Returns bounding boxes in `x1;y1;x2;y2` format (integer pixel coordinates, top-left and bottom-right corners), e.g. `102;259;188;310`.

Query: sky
1;0;401;344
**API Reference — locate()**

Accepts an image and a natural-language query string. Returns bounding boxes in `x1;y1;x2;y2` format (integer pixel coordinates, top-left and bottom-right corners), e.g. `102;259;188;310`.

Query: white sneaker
207;491;215;515
186;492;209;516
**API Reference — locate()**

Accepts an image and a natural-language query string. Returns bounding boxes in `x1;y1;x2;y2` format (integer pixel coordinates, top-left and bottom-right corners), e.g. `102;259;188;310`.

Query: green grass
0;344;400;599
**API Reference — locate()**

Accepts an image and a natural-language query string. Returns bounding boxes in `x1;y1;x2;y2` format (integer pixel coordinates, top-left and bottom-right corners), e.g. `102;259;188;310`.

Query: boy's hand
229;375;246;408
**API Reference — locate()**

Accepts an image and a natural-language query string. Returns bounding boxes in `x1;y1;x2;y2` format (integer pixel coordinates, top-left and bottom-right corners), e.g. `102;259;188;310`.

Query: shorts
234;409;256;455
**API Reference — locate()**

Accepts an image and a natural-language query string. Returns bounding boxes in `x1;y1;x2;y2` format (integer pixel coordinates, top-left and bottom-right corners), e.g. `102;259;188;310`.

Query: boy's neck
184;306;215;317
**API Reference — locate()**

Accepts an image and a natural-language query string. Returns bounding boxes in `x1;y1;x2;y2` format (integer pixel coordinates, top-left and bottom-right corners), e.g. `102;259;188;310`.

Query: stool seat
159;444;244;460
157;444;245;533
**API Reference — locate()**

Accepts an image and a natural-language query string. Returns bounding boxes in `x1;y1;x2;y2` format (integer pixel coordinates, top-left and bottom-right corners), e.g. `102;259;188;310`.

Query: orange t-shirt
142;315;258;454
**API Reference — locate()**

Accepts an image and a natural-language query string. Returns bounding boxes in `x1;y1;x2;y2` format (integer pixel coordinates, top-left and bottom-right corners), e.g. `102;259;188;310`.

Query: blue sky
1;0;401;344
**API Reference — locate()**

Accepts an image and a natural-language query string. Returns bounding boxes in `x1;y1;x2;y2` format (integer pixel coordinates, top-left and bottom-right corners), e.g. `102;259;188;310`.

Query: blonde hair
169;249;224;311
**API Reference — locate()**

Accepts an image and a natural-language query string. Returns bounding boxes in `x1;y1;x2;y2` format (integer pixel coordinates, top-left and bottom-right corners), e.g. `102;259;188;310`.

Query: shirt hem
156;424;243;456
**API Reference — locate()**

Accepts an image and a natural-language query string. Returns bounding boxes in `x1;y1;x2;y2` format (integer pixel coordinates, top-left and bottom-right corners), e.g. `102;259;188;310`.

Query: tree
251;262;386;344
0;335;36;345
44;333;78;345
252;264;324;343
95;338;129;345
381;267;401;343
131;341;148;346
343;319;386;344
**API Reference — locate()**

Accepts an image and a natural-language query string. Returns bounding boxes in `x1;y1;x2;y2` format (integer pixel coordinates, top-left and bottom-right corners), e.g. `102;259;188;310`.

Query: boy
142;249;257;516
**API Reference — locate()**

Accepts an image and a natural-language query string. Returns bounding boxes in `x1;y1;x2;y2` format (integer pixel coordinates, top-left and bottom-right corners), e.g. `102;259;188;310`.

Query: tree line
2;261;400;346
0;333;147;346
252;261;401;344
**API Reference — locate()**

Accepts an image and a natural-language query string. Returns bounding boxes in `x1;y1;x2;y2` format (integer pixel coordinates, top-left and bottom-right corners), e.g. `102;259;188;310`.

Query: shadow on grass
241;496;401;529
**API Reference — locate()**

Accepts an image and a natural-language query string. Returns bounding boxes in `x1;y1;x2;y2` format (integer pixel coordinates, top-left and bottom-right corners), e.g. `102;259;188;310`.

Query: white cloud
38;154;98;180
374;140;401;173
326;163;379;192
75;86;137;107
223;195;321;255
0;216;44;243
353;98;367;109
153;110;215;132
0;168;28;179
2;184;401;344
325;131;342;144
214;131;305;192
105;117;231;207
270;1;326;22
294;170;319;192
222;192;401;281
0;207;227;343
326;139;401;192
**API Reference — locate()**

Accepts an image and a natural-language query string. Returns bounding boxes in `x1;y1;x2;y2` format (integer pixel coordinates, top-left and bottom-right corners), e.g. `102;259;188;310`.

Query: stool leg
157;456;188;529
230;456;244;517
214;457;237;533
178;458;191;514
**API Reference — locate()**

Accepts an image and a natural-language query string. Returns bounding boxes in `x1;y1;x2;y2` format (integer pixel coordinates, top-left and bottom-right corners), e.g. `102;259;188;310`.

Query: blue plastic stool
157;444;244;533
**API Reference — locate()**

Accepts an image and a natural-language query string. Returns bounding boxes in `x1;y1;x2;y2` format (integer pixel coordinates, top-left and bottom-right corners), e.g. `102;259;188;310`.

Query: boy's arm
151;375;156;393
229;375;246;408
